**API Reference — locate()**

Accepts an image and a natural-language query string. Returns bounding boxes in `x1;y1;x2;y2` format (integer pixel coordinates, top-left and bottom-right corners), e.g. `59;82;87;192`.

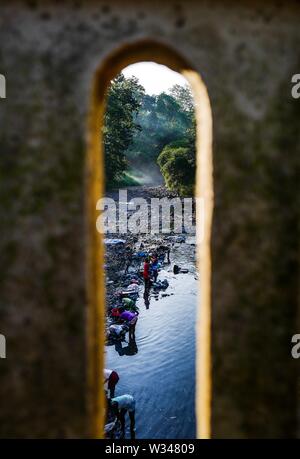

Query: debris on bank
103;186;196;439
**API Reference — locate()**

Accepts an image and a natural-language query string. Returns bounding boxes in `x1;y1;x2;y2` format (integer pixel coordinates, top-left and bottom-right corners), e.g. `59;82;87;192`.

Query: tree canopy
103;73;144;185
104;73;196;194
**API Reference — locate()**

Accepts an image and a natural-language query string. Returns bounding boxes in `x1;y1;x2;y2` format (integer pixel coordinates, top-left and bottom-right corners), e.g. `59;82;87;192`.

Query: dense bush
157;140;195;195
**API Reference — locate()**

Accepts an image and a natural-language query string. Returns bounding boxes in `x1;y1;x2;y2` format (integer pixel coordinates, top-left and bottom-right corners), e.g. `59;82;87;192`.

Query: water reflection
106;240;196;439
115;335;138;356
143;288;150;309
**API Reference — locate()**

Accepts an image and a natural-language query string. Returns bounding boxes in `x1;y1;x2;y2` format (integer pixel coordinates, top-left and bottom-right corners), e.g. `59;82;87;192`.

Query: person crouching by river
104;368;120;399
110;394;136;439
143;257;151;292
119;309;138;339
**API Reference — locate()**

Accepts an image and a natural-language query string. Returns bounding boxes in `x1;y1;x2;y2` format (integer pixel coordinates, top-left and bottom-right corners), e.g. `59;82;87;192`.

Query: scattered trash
133;251;148;258
104;238;126;246
104;186;197;439
152;279;169;289
121;290;139;300
105;419;123;439
167;235;186;243
126;283;139;293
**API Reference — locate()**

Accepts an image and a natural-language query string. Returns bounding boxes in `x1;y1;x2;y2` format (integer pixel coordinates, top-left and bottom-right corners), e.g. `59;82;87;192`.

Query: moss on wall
0;0;299;438
211;76;300;438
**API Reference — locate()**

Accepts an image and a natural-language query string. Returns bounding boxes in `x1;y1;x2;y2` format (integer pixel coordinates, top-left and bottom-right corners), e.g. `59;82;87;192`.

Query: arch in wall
85;39;213;439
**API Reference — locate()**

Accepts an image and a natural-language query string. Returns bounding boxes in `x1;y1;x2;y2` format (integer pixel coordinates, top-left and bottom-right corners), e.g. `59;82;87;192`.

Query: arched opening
85;40;213;439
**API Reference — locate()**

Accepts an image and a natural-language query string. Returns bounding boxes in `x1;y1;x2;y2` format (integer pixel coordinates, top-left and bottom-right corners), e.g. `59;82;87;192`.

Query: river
105;236;197;439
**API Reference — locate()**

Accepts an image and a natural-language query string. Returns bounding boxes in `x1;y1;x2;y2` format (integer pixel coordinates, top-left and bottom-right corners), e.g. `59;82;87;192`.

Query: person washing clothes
110;394;136;439
119;309;138;339
104;368;120;399
122;297;138;312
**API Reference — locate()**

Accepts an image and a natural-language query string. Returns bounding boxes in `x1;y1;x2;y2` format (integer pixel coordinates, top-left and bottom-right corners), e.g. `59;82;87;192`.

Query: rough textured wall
0;0;299;438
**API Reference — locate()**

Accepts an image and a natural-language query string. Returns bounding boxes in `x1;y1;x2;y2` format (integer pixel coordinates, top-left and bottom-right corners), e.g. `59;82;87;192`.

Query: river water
105;237;197;439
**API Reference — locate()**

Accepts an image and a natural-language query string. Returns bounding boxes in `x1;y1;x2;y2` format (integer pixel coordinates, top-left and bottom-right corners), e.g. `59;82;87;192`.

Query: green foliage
103;73;145;185
109;171;141;188
169;84;194;116
104;75;196;193
157;139;196;196
127;84;194;165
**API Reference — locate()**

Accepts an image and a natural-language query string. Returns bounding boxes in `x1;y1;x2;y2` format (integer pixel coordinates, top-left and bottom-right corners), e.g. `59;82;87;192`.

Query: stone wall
0;0;299;438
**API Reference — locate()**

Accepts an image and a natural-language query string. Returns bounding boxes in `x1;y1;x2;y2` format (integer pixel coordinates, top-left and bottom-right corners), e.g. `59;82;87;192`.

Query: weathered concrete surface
0;0;299;438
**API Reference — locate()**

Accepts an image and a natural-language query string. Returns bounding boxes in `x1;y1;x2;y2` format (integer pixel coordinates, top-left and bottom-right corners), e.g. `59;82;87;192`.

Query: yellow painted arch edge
85;39;213;439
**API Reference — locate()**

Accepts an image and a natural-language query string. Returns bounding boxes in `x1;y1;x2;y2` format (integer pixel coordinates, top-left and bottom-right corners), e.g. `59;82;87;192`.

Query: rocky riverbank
104;186;196;308
104;186;197;438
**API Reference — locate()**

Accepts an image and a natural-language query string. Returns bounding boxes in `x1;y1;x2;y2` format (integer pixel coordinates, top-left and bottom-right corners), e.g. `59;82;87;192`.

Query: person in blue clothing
150;254;159;282
110;394;136;439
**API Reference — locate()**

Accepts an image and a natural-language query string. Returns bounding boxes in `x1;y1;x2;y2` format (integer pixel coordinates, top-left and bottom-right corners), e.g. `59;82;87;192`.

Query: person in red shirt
110;307;121;319
143;257;151;292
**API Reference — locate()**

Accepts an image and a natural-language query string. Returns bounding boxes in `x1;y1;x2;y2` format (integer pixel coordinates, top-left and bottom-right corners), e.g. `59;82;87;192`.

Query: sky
122;62;188;95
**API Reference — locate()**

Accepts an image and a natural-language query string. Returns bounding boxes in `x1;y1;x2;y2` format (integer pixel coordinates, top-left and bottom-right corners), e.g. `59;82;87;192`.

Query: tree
169;84;194;116
155;84;196;195
104;74;196;192
103;73;144;184
157;138;196;195
127;90;193;165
